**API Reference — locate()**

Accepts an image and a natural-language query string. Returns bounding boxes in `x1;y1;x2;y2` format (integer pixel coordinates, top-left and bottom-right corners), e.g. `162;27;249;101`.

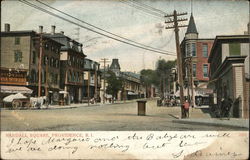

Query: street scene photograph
0;0;249;132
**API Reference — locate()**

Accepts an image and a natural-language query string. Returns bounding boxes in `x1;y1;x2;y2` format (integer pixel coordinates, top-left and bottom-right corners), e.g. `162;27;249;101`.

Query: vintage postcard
0;0;249;159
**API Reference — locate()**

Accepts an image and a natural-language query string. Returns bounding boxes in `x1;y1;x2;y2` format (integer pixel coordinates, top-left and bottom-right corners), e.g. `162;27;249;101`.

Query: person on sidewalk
183;100;190;118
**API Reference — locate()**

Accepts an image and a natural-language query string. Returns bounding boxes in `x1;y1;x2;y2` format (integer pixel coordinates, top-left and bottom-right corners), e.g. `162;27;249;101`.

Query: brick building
180;14;214;106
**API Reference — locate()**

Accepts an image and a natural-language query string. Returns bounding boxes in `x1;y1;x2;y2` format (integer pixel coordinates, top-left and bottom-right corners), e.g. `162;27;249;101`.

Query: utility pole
45;57;49;97
100;58;110;104
87;71;90;106
94;68;97;104
165;10;187;118
38;28;43;97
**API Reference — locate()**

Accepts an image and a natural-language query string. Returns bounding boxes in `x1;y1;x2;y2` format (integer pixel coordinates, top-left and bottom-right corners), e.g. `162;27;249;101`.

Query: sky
1;0;249;72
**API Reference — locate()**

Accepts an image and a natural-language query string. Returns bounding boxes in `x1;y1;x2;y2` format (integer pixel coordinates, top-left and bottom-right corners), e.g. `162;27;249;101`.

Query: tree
106;70;122;103
156;59;176;98
140;69;158;98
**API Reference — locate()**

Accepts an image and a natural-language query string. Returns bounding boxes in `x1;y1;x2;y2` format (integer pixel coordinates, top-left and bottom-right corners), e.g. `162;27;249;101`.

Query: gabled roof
186;14;198;34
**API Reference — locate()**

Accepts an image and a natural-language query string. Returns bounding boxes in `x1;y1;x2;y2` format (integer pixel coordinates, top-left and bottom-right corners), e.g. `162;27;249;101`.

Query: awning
128;91;138;95
3;93;27;103
0;85;33;94
59;91;68;94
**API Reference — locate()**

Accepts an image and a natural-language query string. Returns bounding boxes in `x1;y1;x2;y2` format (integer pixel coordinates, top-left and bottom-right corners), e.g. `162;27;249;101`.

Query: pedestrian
183;100;190;118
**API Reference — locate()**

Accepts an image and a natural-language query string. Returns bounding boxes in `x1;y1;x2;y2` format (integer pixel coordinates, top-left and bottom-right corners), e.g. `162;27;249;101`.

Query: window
50;58;54;67
15;37;20;45
14;50;22;62
32;51;36;64
55;74;58;84
229;43;241;56
191;43;196;57
203;64;208;77
185;43;190;57
55;59;59;68
51;46;55;52
202;44;208;57
45;43;49;50
192;63;196;77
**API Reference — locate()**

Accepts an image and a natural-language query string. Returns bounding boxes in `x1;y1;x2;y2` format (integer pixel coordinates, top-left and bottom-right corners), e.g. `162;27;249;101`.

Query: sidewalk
172;118;249;129
47;98;144;109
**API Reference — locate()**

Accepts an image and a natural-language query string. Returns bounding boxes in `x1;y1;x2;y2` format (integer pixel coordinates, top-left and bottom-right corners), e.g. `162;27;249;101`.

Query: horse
30;96;48;109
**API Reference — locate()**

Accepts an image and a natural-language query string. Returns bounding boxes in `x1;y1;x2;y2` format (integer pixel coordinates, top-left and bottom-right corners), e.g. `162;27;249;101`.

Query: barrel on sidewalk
137;100;147;116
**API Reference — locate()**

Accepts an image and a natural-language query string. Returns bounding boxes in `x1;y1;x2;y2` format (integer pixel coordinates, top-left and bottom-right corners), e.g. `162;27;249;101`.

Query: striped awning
0;85;33;94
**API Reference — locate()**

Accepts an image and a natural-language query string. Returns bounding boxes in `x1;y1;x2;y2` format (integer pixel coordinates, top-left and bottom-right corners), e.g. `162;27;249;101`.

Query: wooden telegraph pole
87;71;90;106
94;68;97;104
100;58;110;104
165;10;187;118
38;27;43;97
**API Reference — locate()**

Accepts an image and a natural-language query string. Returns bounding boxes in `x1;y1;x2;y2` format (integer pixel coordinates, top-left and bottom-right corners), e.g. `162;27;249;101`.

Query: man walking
183;100;190;118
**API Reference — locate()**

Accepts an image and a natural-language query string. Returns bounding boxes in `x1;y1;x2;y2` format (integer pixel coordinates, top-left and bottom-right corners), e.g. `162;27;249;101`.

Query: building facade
208;35;249;118
45;26;86;104
83;58;101;101
0;24;63;105
180;14;214;106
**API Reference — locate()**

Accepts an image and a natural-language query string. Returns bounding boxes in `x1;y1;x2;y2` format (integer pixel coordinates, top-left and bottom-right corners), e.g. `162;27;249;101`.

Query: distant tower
109;59;121;77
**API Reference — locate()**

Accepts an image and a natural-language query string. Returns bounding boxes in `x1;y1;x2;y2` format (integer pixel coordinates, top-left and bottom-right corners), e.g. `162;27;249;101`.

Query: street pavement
0;99;248;131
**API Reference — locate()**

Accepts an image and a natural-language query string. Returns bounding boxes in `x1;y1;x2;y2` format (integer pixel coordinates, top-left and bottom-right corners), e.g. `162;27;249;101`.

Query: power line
119;0;165;19
36;0;173;54
127;0;167;15
19;0;176;56
119;1;163;21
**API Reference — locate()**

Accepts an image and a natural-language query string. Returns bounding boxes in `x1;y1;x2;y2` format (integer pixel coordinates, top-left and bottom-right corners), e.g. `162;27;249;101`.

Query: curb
172;119;249;129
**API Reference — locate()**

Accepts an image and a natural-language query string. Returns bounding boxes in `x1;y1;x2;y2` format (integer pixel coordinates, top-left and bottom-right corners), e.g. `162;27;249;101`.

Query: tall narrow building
180;14;214;106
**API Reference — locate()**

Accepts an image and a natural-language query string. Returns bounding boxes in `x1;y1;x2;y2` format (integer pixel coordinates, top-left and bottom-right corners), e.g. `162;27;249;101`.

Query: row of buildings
0;24;146;106
170;14;249;118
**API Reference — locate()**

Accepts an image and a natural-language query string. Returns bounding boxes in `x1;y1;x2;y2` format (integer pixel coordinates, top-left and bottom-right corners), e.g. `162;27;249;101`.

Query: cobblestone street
0;100;246;131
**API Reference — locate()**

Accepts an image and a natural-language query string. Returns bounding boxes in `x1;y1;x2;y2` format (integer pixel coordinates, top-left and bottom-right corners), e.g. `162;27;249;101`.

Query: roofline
208;35;250;62
211;56;247;79
44;33;82;45
1;30;36;36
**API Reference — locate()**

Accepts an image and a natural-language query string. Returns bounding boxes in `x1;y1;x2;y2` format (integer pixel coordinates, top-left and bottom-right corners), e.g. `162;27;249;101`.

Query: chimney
60;31;64;35
4;23;10;32
51;25;56;35
39;26;43;34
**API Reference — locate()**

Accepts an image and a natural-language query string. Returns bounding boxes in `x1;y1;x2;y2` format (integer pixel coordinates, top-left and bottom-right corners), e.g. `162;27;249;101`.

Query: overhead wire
127;0;167;15
19;0;176;56
119;0;165;19
35;0;172;54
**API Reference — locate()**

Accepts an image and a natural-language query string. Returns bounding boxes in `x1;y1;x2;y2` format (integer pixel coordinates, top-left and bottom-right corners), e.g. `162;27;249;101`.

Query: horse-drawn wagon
3;93;48;109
